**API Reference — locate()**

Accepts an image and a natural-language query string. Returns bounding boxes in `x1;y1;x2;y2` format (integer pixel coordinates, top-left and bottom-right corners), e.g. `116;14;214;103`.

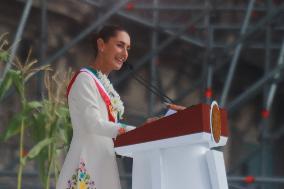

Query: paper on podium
164;109;177;117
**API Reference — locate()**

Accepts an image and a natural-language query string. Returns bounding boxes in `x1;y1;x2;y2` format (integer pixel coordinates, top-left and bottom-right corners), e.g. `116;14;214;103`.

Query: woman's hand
142;103;186;125
118;127;126;135
166;103;186;111
146;117;160;124
117;124;136;136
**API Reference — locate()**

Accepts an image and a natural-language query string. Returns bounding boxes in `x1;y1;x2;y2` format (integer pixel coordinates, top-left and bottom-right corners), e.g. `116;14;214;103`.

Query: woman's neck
90;58;110;76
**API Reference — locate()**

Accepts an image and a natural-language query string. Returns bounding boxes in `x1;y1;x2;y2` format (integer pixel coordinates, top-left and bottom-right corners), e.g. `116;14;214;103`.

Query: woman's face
98;31;131;72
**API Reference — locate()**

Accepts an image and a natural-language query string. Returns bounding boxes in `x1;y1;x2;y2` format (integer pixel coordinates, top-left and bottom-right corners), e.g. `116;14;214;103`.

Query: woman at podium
56;25;135;189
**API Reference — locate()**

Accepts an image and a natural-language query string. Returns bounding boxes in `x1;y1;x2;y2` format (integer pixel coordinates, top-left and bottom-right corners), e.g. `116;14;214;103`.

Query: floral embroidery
67;159;96;189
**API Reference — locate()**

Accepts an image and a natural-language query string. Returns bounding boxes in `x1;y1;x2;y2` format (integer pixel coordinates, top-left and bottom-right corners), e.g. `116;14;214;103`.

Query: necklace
88;67;125;120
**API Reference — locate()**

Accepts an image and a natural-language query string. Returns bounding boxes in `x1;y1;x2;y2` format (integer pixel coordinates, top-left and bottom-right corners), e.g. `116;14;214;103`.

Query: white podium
114;103;229;189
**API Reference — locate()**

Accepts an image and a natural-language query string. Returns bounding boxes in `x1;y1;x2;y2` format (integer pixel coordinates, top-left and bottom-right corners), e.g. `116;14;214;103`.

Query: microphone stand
124;62;174;104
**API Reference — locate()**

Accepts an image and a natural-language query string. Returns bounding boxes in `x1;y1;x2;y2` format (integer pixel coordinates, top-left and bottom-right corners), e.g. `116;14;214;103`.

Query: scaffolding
0;0;284;188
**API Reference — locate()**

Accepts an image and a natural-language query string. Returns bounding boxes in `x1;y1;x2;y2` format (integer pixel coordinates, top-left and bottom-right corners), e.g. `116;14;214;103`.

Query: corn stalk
0;33;73;188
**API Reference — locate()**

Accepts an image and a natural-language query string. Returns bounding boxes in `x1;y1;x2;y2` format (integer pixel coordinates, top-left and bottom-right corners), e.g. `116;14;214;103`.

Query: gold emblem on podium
210;101;221;143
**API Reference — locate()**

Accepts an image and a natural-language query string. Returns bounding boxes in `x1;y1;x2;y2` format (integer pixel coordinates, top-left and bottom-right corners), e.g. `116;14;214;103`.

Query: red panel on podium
114;104;228;148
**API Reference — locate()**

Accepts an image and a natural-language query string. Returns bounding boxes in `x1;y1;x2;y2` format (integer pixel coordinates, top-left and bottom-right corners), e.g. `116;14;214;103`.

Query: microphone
123;62;174;104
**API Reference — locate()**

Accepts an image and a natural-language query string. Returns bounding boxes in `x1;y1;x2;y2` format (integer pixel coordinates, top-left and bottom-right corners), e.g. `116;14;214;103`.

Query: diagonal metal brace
43;0;131;66
114;11;208;86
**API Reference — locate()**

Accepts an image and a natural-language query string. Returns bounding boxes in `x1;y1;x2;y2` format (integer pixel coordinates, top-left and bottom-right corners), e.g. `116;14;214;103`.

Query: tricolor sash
66;68;116;123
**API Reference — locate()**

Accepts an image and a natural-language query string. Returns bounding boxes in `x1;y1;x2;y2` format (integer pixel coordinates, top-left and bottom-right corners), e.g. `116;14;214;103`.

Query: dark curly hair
91;25;129;57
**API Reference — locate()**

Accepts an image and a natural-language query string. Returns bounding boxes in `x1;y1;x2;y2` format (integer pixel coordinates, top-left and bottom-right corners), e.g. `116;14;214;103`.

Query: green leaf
0;100;44;141
0;70;13;100
56;127;69;144
0;69;23;100
25;101;42;113
10;70;24;97
0;51;9;62
22;137;55;165
28;101;42;108
29;113;46;141
0;114;26;141
57;106;69;115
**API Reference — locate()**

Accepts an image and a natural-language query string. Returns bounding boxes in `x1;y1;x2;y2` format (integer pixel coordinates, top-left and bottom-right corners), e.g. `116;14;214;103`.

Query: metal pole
221;3;284;59
43;0;131;66
228;184;246;189
160;23;284;31
261;40;284;189
0;0;33;83
265;41;284;110
206;64;213;104
120;4;270;12
228;176;284;184
204;0;213;104
154;1;283;110
82;0;204;47
147;3;284;117
263;13;272;106
38;0;48;99
227;61;284;114
220;0;256;107
149;0;159;116
118;11;204;47
210;2;284;92
260;2;273;188
113;11;207;86
213;43;281;50
83;0;284;52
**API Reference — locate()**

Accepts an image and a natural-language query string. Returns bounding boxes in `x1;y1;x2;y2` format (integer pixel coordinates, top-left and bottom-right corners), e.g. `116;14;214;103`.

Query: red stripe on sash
66;71;115;122
66;71;80;98
93;79;116;123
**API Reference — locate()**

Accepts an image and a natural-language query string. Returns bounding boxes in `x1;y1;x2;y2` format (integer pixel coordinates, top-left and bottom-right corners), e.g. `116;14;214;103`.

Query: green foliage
0;101;43;141
0;33;9;62
21;137;56;165
0;70;21;100
0;51;9;62
1;113;25;141
0;33;73;189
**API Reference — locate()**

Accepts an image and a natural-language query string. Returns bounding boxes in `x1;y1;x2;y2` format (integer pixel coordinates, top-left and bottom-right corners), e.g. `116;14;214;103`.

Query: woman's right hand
166;103;186;111
146;117;160;124
118;127;126;135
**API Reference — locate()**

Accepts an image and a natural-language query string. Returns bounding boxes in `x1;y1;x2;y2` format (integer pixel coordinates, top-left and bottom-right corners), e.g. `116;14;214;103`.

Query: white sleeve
69;72;121;138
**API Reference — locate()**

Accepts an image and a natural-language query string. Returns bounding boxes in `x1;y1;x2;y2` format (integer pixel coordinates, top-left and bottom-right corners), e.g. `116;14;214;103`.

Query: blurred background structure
0;0;284;188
